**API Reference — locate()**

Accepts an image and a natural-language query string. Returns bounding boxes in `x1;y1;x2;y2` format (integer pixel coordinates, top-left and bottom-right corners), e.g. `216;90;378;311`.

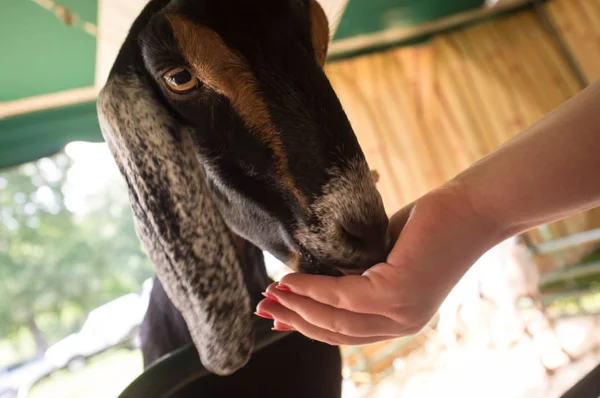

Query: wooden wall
548;0;600;83
325;0;600;270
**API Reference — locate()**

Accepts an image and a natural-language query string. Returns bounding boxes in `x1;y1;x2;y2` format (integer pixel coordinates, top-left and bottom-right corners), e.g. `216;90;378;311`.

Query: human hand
255;182;501;345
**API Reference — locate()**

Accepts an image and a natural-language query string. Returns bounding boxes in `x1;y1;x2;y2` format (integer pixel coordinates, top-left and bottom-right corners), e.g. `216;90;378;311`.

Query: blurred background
1;0;600;397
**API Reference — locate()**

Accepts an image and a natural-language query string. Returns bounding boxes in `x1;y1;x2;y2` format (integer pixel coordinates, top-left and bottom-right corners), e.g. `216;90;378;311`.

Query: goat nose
338;216;389;257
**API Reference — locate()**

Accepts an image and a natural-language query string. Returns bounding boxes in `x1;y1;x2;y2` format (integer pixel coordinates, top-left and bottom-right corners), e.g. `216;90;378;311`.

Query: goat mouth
294;242;363;277
292;236;392;277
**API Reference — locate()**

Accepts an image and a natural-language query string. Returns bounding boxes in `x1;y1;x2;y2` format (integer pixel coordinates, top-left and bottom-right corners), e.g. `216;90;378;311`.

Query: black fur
100;0;390;394
120;0;388;272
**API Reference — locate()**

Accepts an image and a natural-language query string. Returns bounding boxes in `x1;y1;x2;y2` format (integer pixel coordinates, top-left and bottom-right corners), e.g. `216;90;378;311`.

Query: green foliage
581;245;600;265
0;149;153;358
539;265;600;294
545;291;600;319
538;246;600;295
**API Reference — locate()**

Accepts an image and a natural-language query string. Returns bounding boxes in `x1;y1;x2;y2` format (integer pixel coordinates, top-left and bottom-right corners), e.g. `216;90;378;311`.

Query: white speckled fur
97;73;252;375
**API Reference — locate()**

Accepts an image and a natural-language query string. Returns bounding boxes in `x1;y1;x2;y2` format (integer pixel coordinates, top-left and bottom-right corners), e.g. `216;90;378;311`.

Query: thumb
388;201;416;241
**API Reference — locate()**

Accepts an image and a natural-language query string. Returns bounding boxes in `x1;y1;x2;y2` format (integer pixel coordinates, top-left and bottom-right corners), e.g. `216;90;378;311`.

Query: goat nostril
338;217;389;254
340;225;365;247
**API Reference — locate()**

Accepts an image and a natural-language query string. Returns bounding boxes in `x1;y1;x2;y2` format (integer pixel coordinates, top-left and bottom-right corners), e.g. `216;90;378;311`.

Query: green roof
0;0;504;169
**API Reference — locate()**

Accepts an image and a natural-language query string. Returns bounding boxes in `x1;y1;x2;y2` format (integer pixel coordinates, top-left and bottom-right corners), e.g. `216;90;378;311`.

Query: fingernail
254;311;274;320
261;292;279;303
275;284;291;292
272;324;294;332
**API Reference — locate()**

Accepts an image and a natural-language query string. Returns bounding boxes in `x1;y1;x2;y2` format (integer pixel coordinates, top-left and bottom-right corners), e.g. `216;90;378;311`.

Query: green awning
334;0;485;41
0;0;505;170
0;102;102;170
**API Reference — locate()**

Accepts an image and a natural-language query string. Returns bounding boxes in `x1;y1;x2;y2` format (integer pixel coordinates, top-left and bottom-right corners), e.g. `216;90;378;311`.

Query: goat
97;0;389;396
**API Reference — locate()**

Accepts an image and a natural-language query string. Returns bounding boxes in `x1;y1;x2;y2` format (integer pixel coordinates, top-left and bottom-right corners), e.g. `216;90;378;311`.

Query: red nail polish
275;284;291;292
272;325;294;332
261;292;279;303
254;311;274;320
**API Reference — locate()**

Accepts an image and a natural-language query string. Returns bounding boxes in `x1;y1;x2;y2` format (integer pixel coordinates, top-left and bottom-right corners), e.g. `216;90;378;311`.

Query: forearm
455;79;600;239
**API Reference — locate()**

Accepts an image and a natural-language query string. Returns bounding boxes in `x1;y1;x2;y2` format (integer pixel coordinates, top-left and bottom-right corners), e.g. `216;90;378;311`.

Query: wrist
420;178;506;260
384;180;503;307
451;167;529;243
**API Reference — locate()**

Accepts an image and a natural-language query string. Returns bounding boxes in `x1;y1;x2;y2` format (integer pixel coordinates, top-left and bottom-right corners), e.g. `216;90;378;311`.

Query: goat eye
163;67;199;92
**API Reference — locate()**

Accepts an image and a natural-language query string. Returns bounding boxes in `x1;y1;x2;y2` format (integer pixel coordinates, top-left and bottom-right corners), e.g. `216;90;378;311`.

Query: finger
264;285;402;337
278;270;394;315
272;319;296;332
256;299;398;346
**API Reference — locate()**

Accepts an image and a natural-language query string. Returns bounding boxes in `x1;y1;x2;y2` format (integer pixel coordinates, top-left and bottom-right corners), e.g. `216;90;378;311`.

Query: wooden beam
95;0;151;88
539;262;600;286
533;228;600;254
317;0;350;37
0;86;98;120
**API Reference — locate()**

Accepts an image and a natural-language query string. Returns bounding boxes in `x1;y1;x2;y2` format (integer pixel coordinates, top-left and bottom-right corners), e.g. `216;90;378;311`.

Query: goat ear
309;0;330;67
97;72;253;376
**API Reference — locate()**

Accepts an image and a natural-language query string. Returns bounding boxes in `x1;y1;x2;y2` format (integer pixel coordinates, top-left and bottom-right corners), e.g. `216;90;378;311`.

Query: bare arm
255;80;600;346
458;79;600;239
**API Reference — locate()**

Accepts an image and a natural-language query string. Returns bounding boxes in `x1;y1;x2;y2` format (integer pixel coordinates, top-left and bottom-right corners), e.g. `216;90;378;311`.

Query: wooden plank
533;228;600;254
539;262;600;286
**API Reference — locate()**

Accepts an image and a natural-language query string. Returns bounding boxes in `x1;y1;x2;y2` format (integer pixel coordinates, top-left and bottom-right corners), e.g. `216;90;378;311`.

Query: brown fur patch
287;250;301;271
309;0;330;67
370;169;380;183
167;14;308;209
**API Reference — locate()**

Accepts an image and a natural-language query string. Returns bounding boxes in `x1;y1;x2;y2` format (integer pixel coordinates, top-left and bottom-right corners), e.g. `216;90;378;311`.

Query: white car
44;292;148;371
0;358;53;398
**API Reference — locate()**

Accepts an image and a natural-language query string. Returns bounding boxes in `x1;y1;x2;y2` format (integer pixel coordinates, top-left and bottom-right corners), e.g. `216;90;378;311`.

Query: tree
0;149;153;358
